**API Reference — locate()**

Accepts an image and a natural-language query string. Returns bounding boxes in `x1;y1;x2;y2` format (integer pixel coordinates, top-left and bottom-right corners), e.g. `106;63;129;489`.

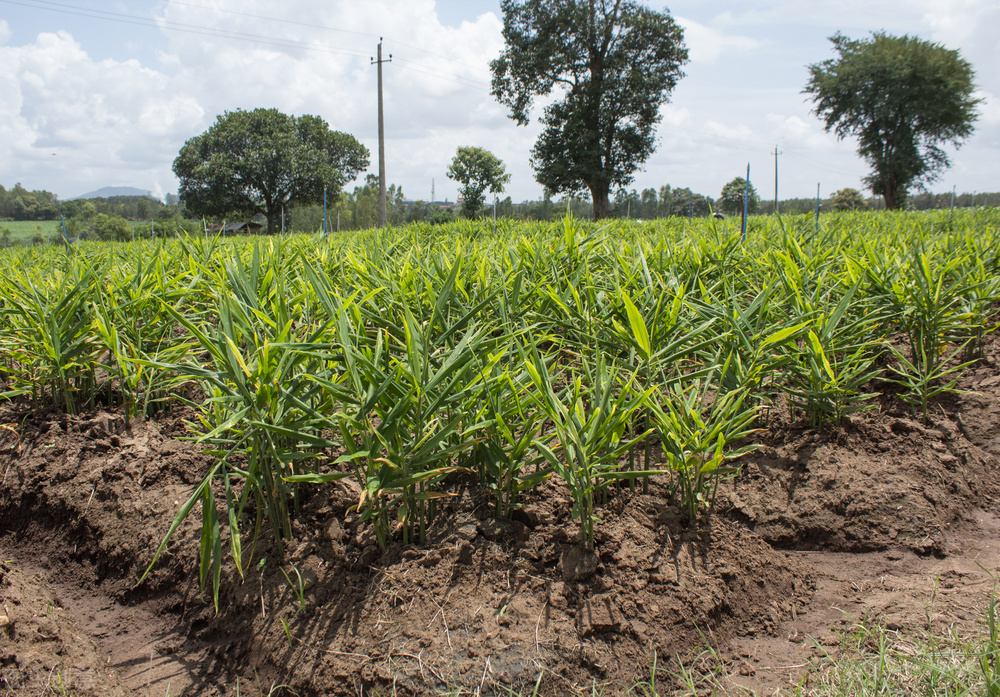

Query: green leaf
621;292;651;360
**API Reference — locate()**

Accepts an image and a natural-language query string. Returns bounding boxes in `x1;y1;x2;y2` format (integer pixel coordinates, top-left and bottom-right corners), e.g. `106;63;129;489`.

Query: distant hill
72;186;154;200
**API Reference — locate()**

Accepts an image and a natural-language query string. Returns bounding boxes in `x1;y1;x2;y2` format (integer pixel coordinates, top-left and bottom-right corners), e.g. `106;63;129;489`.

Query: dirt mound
1;338;999;695
722;399;999;556
217;484;809;696
0;405;808;695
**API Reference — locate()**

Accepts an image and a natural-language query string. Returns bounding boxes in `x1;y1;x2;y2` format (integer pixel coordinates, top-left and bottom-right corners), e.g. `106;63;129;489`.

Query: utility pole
372;39;392;228
773;145;782;214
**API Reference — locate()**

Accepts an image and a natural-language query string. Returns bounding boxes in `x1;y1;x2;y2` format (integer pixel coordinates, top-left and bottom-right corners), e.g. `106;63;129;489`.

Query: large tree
490;0;688;220
447;146;511;219
805;33;979;210
173;108;369;234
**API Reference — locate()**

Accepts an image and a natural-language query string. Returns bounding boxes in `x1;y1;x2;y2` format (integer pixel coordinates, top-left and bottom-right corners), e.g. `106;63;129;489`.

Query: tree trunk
591;185;611;221
266;209;278;235
881;173;899;210
882;183;896;211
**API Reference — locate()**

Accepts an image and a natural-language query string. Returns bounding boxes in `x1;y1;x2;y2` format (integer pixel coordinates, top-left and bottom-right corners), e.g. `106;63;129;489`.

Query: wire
396;62;492;93
1;0;376;57
164;0;496;78
658;122;774;152
3;0;496;93
2;0;496;90
782;150;864;178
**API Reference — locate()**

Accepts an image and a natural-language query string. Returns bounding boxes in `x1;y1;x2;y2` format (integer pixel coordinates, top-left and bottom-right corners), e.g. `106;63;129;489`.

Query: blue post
815;183;821;230
60;215;71;252
741;163;750;242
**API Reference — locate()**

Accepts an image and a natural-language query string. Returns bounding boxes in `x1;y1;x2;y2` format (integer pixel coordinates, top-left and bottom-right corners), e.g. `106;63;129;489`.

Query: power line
396;62;491;92
166;0;494;78
1;0;372;57
781;150;863;178
2;0;494;91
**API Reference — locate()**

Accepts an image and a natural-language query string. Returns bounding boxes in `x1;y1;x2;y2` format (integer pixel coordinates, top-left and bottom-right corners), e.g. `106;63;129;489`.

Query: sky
0;0;997;204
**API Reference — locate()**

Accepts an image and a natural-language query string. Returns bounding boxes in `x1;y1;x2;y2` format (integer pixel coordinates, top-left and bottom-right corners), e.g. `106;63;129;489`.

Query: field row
1;209;997;603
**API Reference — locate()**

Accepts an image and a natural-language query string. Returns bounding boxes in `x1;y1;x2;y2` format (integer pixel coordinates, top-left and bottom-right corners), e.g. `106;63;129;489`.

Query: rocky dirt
1;339;999;696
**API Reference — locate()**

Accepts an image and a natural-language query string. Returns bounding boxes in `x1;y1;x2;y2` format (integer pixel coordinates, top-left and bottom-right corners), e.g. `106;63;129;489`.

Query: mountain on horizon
72;186;154;200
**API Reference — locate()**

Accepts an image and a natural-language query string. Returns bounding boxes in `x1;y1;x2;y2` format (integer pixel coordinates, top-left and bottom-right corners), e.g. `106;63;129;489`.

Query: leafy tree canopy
447;146;511;219
718;177;759;216
0;183;61;221
173;108;369;234
805;32;979;210
91;213;131;242
491;0;688;220
830;187;868;211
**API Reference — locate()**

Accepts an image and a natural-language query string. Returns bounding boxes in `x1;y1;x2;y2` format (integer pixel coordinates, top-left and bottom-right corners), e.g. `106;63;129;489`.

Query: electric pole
372;39;392;228
773;145;782;214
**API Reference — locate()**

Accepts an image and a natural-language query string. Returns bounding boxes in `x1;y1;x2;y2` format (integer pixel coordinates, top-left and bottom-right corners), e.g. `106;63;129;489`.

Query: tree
384;184;408;226
805;33;979;210
406;200;428;223
613;188;640;218
830;187;868;211
639;188;658;219
173;108;369;234
669;187;714;218
447;146;511;219
491;0;688;221
91;213;130;241
718;177;760;216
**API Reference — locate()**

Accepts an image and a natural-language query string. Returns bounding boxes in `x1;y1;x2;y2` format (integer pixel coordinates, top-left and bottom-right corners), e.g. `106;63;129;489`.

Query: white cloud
919;0;1000;43
149;0;511;197
765;114;836;151
973;91;1000;126
706;1;924;31
1;0;997;203
675;16;763;65
0;28;204;198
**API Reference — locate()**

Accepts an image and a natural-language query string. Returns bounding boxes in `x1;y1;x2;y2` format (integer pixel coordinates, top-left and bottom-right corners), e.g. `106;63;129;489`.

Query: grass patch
800;584;1000;696
0;219;61;243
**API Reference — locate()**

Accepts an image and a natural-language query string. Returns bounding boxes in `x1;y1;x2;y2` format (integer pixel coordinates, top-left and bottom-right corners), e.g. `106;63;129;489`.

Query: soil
1;338;999;696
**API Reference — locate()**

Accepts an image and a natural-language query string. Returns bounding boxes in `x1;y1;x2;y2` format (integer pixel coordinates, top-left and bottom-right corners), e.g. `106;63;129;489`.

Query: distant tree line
5;179;998;244
287;179;1000;230
288;176;426;233
0;185;190;222
763;188;1000;215
0;184;61;221
904;190;1000;210
60;194;181;221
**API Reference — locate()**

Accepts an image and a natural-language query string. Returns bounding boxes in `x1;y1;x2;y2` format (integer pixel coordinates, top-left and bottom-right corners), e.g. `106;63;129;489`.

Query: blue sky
1;0;997;204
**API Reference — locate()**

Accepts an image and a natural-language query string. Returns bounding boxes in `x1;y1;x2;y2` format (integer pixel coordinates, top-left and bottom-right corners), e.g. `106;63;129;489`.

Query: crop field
0;209;999;696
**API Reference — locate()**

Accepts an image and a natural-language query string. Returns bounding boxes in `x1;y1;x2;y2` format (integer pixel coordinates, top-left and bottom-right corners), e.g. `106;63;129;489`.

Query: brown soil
1;342;999;696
